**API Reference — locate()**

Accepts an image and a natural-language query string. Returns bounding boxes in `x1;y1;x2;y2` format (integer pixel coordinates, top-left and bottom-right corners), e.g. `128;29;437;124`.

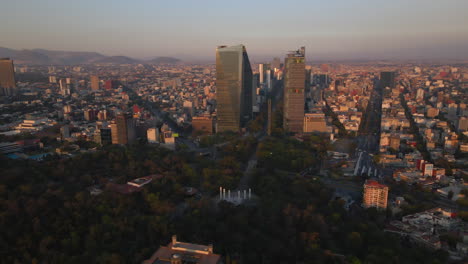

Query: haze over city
1;1;468;263
1;0;468;61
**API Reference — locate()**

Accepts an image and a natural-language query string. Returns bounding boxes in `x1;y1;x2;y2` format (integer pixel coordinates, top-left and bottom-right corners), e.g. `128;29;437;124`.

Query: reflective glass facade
216;45;252;132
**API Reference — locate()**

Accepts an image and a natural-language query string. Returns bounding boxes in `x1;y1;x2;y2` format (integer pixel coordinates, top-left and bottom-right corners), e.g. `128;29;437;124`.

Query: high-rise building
84;109;97;121
363;180;389;209
0;58;17;96
59;79;71;96
90;75;100;91
259;64;265;84
380;72;396;88
258;63;271;84
111;113;136;145
105;80;119;90
283;47;306;133
216;44;253;132
265;69;272;92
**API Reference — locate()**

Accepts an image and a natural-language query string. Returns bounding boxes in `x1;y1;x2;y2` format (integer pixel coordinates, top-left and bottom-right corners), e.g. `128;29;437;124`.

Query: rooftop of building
364;180;388;189
143;236;220;264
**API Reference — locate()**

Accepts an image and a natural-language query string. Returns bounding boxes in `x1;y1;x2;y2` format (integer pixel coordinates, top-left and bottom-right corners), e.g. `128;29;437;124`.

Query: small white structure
219;187;252;205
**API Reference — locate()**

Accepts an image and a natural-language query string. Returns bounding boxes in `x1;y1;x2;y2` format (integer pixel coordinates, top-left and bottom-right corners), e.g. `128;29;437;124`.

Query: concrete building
216;44;253;132
147;127;160;143
283;47;305;133
303;113;331;133
363;180;389;209
459;117;468;132
90;75;100;91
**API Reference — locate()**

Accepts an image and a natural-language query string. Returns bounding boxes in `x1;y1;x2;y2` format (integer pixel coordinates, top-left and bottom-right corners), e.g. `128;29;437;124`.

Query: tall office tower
259;64;265;84
111;113;136;144
271;57;281;70
0;58;17;96
216;44;253;132
380;71;396;88
283;47;306;133
90;75;100;91
265;69;272;92
363;180;389;210
258;63;271;84
59;79;71;96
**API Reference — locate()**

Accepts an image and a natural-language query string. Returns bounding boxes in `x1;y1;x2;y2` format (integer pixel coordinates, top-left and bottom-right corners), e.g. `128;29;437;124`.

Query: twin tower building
216;45;305;133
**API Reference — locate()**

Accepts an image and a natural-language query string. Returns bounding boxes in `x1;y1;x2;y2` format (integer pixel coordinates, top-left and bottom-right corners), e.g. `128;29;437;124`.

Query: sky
1;0;468;62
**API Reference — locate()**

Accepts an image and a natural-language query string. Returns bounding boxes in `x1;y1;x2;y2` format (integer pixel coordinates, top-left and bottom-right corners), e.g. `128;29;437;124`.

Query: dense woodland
0;135;450;264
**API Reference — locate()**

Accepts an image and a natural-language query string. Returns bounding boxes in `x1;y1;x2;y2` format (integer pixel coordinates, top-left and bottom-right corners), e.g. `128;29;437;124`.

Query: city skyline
1;1;468;263
1;0;468;61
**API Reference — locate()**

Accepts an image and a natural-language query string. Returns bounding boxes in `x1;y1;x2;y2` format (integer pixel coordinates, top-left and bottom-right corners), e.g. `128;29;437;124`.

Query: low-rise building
142;235;222;264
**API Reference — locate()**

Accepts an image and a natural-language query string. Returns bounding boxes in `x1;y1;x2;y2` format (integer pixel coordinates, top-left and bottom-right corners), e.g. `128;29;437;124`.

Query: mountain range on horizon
0;47;181;65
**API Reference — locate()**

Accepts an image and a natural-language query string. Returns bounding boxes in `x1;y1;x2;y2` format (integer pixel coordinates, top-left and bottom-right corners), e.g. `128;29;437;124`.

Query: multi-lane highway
354;78;383;177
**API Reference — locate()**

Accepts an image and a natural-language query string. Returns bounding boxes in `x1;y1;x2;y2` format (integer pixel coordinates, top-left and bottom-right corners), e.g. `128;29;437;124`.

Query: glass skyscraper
216;45;253;132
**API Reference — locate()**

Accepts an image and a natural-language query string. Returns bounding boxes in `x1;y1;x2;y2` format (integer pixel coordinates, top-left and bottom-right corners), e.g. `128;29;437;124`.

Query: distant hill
0;47;180;65
146;56;181;64
94;56;139;64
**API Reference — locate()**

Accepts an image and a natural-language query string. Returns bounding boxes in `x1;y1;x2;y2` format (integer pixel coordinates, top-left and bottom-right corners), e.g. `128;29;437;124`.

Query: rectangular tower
216;45;253;132
0;58;17;96
283;47;305;133
111;113;136;145
90;75;100;91
363;180;389;209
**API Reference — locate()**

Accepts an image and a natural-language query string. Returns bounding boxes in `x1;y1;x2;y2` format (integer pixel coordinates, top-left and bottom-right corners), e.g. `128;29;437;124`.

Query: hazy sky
1;0;468;61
